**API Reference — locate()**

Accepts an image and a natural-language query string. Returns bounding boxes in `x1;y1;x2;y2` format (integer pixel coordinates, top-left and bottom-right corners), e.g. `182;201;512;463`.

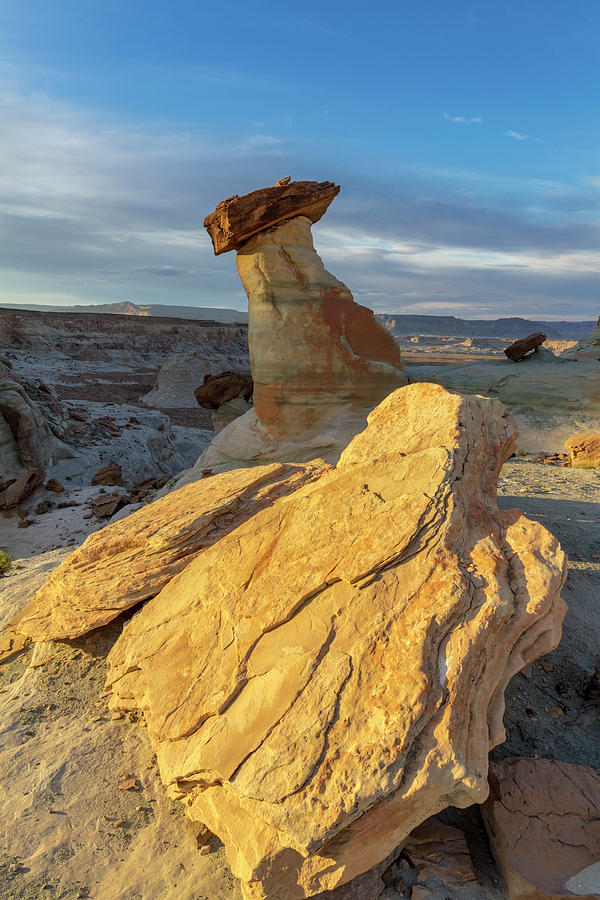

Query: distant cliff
376;314;595;340
0;301;248;324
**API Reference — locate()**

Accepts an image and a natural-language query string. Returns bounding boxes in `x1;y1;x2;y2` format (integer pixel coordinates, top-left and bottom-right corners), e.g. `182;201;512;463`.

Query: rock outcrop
99;383;566;899
565;432;600;469
0;364;72;476
9;461;328;643
194;371;253;409
91;462;123;486
142;347;250;410
504;331;546;361
196;187;408;471
204;180;340;255
409;351;600;453
482;757;600;899
563;317;600;361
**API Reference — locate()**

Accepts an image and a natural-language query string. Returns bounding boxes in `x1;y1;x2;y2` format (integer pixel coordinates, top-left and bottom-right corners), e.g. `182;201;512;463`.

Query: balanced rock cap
203;179;340;255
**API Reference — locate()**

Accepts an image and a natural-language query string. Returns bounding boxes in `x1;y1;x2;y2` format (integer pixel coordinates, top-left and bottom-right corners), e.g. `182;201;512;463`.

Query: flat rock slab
105;383;566;899
482;757;600;899
204;180;340;254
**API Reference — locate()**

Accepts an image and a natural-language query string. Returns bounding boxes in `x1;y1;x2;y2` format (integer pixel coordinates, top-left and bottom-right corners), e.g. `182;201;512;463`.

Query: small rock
35;500;51;514
0;468;45;508
91;462;123;487
410;888;433;900
45;478;65;493
91;493;128;518
118;777;139;791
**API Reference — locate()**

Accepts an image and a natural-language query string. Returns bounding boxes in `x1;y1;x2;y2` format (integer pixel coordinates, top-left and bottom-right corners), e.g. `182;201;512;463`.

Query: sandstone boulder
91;492;129;519
504;331;546;361
0;468;45;508
204;180;340;255
10;461;328;642
195;208;408;471
409;352;600;453
91;462;123;486
482;757;600;899
565;432;600;469
194;371;253;409
105;383;566;899
141;348;250;409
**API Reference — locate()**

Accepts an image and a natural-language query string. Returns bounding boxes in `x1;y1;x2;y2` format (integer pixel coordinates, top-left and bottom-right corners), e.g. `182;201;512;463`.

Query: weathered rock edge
104;383;567;899
6;461;329;644
204;180;340;255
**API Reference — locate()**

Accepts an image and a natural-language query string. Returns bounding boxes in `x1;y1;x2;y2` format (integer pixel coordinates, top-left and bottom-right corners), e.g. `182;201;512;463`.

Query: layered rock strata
7;461;327;644
197;190;408;471
101;383;566;899
565;432;600;469
204;180;340;255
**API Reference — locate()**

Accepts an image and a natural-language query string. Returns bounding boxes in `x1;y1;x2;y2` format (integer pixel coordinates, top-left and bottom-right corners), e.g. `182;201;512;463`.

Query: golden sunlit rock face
101;383;566;899
10;461;329;642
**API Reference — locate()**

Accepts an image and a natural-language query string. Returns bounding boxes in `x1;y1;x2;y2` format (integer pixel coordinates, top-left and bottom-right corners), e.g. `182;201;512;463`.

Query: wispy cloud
443;112;483;124
235;133;283;154
505;129;549;144
581;175;600;188
0;83;597;318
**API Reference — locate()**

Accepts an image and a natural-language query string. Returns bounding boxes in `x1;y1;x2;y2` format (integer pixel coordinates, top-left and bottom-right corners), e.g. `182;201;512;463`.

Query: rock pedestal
195;181;408;471
239;215;407;440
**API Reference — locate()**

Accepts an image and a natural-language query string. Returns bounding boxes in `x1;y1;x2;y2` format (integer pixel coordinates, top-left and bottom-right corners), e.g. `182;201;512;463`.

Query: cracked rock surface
101;383;566;899
482;757;600;899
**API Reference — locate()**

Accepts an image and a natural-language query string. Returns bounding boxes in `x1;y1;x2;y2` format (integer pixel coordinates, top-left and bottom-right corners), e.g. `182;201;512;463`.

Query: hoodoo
195;179;408;471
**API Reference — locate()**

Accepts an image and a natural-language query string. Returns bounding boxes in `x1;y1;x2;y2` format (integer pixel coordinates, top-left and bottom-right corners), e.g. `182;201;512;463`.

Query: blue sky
1;0;599;318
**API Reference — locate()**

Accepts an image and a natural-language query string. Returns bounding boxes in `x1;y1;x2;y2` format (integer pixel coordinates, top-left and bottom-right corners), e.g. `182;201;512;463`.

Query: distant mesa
203;179;340;255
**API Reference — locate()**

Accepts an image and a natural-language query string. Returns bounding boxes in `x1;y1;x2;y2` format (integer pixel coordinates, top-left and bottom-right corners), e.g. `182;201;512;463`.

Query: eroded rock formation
8;461;327;643
564;316;600;360
98;383;566;899
410;351;600;453
0;363;72;476
565;432;600;468
196;182;408;471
